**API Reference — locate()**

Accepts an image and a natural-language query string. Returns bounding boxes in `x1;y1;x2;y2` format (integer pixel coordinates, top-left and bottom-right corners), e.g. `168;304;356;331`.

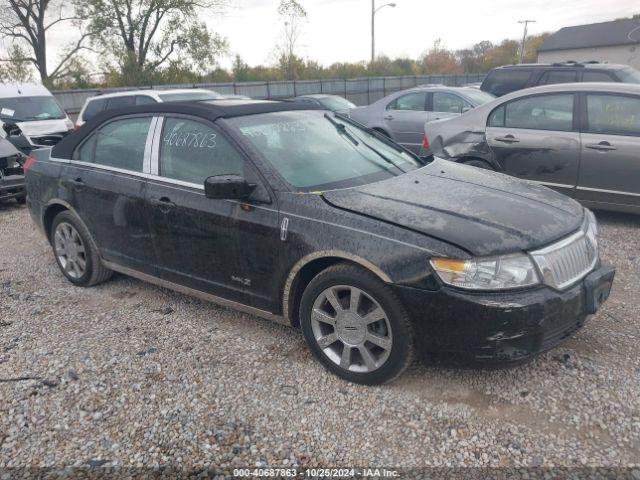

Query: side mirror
204;174;256;200
2;122;22;137
461;106;472;114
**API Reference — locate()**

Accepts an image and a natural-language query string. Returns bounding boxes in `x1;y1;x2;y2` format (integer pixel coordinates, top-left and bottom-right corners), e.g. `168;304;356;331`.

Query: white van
76;88;248;127
0;83;74;149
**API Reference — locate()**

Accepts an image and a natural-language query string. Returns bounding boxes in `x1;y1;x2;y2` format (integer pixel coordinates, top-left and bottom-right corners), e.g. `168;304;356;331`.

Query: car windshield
618;67;640;84
0;96;66;122
158;91;223;102
462;89;496;106
227;111;421;192
319;96;356;111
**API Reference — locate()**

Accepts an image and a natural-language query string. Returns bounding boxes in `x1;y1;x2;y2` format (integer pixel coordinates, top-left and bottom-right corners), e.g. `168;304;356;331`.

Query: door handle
384;115;394;120
494;135;520;144
585;142;617;152
150;197;176;213
68;177;85;189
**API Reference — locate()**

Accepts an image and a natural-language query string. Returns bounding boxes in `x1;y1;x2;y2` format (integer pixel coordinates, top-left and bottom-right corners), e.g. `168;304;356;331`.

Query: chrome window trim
529;180;575;190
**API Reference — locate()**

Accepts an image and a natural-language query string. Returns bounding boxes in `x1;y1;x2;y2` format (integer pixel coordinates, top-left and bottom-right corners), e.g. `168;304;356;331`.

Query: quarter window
159;118;245;185
432;93;468;113
488;94;574;132
586;94;640;136
106;96;136;110
82;98;107;122
75;117;151;172
582;71;615;82
388;92;427;111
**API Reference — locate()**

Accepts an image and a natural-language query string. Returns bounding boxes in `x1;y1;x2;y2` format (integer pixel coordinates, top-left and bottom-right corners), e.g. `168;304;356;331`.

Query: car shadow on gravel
592;209;640;228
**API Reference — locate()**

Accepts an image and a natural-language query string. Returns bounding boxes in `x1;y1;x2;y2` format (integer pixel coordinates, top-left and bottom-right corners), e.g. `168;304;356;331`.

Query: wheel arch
283;251;391;328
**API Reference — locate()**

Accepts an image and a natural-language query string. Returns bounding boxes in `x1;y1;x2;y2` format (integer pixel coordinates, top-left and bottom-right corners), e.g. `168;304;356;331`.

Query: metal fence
52;73;486;115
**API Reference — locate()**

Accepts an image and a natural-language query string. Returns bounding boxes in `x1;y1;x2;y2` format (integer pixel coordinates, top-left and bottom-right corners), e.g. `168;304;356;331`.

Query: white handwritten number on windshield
163;131;217;149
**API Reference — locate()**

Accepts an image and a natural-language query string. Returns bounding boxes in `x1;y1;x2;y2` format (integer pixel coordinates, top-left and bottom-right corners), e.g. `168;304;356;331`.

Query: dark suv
481;62;640;97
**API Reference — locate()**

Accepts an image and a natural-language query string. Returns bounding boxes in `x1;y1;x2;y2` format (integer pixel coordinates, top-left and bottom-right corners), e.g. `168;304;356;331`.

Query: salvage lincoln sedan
25;100;614;384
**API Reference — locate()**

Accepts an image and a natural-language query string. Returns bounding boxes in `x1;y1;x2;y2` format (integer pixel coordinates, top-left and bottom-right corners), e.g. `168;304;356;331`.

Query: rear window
482;69;533;96
82;98;107;122
617;67;640;84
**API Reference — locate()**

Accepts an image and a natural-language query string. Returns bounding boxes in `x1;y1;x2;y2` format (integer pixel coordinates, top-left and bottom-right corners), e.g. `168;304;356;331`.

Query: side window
539;70;577;85
82;98;107;122
586;94;640;136
432;93;468;113
135;96;157;105
160;118;245;185
483;70;532;95
91;117;152;172
501;94;574;131
388;92;427;111
106;96;136;110
583;71;615;82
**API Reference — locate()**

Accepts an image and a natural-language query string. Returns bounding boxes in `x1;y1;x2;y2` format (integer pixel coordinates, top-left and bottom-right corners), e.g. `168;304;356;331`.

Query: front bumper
392;265;615;363
0;175;26;201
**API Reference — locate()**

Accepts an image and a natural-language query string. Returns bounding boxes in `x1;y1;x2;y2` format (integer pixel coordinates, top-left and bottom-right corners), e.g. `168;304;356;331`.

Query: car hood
14;119;71;136
0;137;20;159
322;158;584;257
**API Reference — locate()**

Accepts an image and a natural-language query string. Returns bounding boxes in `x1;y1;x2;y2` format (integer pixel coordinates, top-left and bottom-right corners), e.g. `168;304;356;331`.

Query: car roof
0;82;53;98
87;88;220;100
296;94;339;100
53;100;317;159
492;62;626;71
496;82;640;101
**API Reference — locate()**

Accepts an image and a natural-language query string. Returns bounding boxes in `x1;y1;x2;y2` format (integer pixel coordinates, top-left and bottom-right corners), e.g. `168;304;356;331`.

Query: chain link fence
52;73;487;115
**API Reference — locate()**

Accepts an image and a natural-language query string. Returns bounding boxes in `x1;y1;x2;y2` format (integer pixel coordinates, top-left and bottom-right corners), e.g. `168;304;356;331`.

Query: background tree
0;0;91;85
0;44;33;82
275;0;307;80
420;39;461;74
79;0;229;85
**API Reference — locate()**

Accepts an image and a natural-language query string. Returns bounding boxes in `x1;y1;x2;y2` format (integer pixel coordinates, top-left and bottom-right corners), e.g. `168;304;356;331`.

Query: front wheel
299;263;414;385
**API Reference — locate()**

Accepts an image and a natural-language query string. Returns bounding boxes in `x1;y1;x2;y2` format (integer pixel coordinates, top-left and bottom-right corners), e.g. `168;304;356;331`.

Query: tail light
422;133;429;149
23;155;36;175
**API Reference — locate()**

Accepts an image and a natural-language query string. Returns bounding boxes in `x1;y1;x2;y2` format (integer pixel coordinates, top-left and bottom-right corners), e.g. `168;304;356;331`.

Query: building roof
539;18;640;52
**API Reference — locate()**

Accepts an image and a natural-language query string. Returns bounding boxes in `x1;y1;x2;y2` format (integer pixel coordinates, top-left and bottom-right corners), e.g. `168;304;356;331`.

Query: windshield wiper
334;113;406;153
324;113;359;146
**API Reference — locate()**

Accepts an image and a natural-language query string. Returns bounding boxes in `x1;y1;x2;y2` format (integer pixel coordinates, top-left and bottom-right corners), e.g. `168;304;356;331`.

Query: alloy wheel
310;285;393;373
54;222;87;280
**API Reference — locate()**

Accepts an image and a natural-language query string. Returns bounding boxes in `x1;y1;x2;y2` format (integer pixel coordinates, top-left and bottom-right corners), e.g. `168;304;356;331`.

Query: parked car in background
349;86;495;153
0;137;26;204
76;88;242;127
423;82;640;214
26;99;613;384
481;62;640;97
0;83;74;152
291;94;356;114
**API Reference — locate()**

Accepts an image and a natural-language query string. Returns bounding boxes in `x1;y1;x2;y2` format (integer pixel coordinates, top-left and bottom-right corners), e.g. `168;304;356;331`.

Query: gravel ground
1;203;639;475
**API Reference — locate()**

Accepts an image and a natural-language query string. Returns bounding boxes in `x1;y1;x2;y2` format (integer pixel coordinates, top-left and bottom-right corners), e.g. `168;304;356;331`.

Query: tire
15;196;26;205
463;159;494;170
299;263;414;385
50;211;113;287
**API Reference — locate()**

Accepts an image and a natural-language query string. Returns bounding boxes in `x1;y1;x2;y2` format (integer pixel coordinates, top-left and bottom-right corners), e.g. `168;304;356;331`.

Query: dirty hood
322;158;584;256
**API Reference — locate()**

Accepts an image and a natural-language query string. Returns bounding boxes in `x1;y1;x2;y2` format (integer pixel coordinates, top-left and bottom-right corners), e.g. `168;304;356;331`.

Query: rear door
485;93;580;197
66;115;157;274
575;93;640;209
383;91;428;153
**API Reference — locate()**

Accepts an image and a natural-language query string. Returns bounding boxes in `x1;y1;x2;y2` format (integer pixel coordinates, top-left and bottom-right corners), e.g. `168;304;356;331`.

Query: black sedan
25;99;614;384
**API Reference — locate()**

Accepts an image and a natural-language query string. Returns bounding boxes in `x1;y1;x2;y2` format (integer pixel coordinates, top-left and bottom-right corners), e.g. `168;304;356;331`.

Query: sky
211;0;636;68
4;0;637;73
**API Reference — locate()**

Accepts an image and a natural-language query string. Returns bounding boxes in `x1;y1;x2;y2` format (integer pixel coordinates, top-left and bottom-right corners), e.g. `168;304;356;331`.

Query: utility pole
518;20;536;64
371;0;397;65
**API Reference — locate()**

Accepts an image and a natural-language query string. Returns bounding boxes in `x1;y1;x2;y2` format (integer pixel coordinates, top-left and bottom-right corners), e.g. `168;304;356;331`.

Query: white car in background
0;83;74;149
76;88;247;127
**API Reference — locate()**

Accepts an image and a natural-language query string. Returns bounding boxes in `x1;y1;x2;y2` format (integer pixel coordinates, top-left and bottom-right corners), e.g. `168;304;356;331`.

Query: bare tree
0;0;91;85
276;0;307;80
79;0;229;82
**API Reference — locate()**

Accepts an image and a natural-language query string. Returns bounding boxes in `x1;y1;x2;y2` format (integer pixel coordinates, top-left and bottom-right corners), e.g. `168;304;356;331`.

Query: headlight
430;254;540;291
585;209;598;248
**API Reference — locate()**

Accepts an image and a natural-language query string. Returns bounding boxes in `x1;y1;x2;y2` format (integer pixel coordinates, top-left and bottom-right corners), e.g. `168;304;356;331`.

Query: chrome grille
531;219;598;291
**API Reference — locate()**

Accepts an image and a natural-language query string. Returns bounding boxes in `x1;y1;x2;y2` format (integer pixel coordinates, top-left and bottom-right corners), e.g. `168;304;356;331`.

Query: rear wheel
299;263;414;385
463;159;494;170
51;211;112;287
15;196;26;205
